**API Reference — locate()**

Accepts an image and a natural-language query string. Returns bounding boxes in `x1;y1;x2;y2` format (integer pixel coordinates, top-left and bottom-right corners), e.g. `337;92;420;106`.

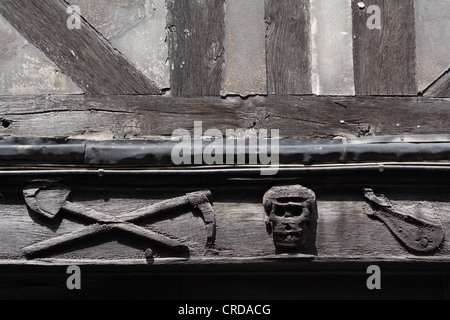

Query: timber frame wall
0;0;449;299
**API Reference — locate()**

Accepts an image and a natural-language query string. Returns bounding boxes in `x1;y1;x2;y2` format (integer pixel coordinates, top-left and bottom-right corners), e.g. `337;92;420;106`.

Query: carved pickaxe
23;183;216;257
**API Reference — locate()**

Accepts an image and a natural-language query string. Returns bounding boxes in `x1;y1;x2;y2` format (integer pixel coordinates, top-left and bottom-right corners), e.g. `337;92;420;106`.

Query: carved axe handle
61;201;120;223
23;223;189;257
118;190;216;247
118;195;194;222
23;224;111;257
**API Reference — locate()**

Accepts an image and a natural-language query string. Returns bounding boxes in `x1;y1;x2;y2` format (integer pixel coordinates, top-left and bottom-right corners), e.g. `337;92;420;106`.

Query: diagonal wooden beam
423;69;450;98
0;0;161;95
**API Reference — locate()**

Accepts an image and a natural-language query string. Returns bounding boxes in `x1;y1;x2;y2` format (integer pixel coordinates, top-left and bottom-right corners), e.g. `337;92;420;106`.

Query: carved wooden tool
23;183;118;222
363;188;444;253
117;190;216;247
23;183;215;257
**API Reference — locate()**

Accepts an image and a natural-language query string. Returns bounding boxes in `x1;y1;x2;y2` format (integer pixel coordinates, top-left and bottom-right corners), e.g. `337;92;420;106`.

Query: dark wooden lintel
0;95;449;139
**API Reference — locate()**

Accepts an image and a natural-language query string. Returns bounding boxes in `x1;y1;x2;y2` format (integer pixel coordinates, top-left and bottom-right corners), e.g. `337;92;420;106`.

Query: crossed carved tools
23;183;216;257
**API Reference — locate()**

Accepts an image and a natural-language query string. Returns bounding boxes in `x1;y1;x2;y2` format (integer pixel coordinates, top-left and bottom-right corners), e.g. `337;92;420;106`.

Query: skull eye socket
273;205;285;216
276;197;308;203
287;205;302;216
272;204;303;216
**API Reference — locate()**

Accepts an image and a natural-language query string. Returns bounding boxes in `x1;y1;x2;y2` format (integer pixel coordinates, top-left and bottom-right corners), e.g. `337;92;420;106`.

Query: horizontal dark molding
0;136;449;167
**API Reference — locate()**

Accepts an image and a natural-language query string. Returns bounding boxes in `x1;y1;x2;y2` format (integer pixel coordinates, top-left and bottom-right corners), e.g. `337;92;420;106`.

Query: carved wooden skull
263;185;316;253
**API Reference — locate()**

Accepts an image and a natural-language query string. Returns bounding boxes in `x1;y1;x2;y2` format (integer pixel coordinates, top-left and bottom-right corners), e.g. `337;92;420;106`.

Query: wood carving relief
15;182;449;261
263;185;318;254
363;188;444;254
22;183;216;258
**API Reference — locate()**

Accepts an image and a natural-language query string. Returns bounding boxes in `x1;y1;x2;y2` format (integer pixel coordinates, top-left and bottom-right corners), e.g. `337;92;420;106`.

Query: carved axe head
23;183;71;219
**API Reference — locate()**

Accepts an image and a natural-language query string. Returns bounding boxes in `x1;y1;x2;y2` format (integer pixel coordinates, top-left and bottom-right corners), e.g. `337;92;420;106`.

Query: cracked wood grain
265;0;311;94
1;185;450;261
352;0;417;95
1;95;449;139
423;69;450;98
167;0;225;96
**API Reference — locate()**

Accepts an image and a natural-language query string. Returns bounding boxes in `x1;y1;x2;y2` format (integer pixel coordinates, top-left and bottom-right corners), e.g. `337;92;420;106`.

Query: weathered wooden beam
3;256;450;268
0;96;449;139
167;0;225;96
0;183;449;262
423;69;450;98
265;0;311;94
352;0;417;95
0;0;161;95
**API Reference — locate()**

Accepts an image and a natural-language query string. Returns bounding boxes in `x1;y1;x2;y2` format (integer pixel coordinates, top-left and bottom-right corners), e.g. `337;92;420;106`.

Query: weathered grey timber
0;180;449;262
0;0;160;95
352;0;417;95
423;70;450;98
21;183;215;257
167;0;225;96
0;96;449;139
364;188;444;253
265;0;311;94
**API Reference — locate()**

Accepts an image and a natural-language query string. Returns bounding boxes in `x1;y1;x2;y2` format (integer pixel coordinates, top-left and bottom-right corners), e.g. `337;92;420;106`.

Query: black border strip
0;136;449;166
